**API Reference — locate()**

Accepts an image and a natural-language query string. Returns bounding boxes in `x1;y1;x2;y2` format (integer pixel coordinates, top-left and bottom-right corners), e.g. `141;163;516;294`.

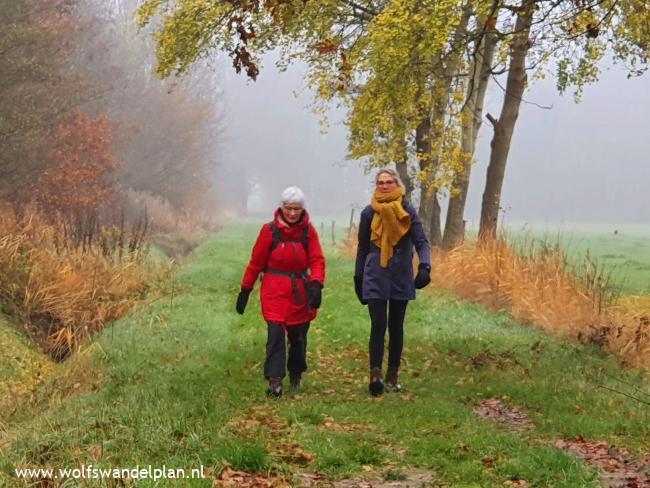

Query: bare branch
490;74;553;109
339;0;377;22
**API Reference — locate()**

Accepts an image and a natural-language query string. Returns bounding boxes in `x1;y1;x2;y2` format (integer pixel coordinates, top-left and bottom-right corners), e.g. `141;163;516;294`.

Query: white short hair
280;186;306;207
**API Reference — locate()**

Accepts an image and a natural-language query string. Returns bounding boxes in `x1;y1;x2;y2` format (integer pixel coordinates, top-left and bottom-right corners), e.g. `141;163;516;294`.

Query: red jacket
241;209;325;326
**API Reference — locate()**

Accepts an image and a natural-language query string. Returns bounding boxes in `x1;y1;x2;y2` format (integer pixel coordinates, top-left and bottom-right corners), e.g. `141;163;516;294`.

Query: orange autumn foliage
37;111;119;215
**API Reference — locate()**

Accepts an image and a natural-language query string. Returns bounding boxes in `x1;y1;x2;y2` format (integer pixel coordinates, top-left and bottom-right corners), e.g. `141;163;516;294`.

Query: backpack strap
268;221;281;252
301;226;309;254
268;221;309;254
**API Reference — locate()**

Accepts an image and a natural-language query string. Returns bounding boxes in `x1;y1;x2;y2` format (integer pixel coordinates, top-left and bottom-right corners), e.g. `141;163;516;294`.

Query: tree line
1;0;225;238
138;0;649;244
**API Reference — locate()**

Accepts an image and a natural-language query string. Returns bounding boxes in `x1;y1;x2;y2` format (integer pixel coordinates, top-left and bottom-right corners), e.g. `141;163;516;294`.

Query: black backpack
268;221;309;254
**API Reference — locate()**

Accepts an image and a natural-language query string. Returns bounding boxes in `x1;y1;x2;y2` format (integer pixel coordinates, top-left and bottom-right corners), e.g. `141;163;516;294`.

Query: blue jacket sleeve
406;202;431;266
355;206;372;277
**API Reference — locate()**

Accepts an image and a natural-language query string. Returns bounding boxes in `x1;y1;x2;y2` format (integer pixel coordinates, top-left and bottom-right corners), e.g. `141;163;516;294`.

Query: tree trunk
443;16;498;248
479;0;535;240
415;116;434;238
416;116;442;246
415;8;472;247
423;192;443;246
395;139;414;201
417;7;471;247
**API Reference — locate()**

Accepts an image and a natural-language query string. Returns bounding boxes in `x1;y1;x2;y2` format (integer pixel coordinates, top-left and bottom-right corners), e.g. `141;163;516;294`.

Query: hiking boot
369;367;384;397
266;377;283;398
385;366;402;393
289;372;302;390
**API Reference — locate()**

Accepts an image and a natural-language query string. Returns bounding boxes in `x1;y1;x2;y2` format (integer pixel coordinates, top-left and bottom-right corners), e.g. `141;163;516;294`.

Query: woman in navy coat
354;169;431;396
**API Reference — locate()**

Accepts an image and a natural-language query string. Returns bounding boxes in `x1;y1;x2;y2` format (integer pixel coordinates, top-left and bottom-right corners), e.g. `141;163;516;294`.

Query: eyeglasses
282;205;303;213
377;180;397;186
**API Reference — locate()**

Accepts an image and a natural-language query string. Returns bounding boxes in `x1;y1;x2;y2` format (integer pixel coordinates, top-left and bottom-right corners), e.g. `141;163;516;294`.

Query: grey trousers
264;322;310;379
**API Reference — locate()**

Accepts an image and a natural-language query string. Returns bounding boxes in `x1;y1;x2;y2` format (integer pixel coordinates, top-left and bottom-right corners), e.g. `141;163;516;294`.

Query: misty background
217;53;649;227
5;0;645;230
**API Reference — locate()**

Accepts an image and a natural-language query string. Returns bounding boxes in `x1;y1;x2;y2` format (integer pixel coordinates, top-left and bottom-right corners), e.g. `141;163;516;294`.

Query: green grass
0;314;38;381
498;225;650;295
2;222;650;487
560;231;650;295
0;314;56;422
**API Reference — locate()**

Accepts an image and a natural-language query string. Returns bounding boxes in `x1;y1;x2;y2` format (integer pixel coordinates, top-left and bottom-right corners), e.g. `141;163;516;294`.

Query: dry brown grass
430;239;602;335
339;225;359;259
341;235;650;368
0;205;168;361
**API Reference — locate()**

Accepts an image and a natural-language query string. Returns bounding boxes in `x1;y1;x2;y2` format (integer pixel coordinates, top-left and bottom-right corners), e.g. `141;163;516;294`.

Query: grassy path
1;222;649;487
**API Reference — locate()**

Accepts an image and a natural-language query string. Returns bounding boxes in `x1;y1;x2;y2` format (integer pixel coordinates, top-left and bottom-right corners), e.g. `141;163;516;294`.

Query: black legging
367;299;408;370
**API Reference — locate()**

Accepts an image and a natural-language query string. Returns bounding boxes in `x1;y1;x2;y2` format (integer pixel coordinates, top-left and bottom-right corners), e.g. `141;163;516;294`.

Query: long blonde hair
375;168;404;189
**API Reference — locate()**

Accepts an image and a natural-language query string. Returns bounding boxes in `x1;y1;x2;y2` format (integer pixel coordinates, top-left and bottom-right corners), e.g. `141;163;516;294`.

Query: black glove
307;281;323;309
414;264;431;289
354;275;367;305
235;288;252;314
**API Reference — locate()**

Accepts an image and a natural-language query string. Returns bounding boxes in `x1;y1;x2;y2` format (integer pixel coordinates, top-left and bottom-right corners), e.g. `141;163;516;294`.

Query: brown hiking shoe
385;366;401;393
267;377;283;398
369;367;384;396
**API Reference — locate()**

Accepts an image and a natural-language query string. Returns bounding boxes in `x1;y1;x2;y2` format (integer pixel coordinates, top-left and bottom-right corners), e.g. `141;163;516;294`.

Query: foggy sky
483;66;650;227
218;53;650;226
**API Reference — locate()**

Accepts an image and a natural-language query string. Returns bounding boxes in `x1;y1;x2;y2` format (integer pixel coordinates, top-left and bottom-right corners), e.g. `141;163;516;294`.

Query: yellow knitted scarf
370;187;410;268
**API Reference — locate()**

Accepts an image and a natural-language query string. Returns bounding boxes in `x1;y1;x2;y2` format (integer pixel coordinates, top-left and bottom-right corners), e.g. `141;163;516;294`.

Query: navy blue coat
355;201;431;301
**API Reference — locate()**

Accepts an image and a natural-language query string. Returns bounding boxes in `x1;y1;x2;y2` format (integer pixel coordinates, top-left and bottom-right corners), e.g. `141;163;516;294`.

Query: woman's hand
307;281;323;309
414;264;431;289
236;288;252;314
354;276;367;305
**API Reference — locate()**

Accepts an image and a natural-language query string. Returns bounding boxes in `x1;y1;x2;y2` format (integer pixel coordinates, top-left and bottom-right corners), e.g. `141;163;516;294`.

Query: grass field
557;231;650;296
464;223;650;296
1;222;649;487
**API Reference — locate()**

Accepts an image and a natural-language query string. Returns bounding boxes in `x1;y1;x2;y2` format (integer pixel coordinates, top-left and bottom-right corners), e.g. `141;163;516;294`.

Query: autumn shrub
0;205;168;361
341;234;650;368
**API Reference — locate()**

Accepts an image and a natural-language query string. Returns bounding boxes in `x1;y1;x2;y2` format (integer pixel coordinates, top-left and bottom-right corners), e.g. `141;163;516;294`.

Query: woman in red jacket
236;187;326;397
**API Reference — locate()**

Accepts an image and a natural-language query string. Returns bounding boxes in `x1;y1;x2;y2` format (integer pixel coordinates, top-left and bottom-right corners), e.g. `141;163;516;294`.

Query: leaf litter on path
473;397;534;431
319;415;368;433
213;464;285;487
215;467;439;487
553;438;650;488
294;468;437;487
473;399;650;487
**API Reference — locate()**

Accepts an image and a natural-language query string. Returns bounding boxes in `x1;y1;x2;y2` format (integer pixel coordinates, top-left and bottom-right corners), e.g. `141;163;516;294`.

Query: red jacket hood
273;207;311;231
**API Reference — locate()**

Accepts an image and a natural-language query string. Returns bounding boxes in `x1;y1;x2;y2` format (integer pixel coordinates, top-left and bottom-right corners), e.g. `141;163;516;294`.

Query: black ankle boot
385;366;401;393
267;377;283;398
369;367;384;396
289;372;302;390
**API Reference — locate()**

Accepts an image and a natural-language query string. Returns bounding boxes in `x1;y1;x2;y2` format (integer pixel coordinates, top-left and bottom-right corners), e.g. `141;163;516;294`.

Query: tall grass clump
428;237;650;368
0;204;167;361
339;225;358;259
